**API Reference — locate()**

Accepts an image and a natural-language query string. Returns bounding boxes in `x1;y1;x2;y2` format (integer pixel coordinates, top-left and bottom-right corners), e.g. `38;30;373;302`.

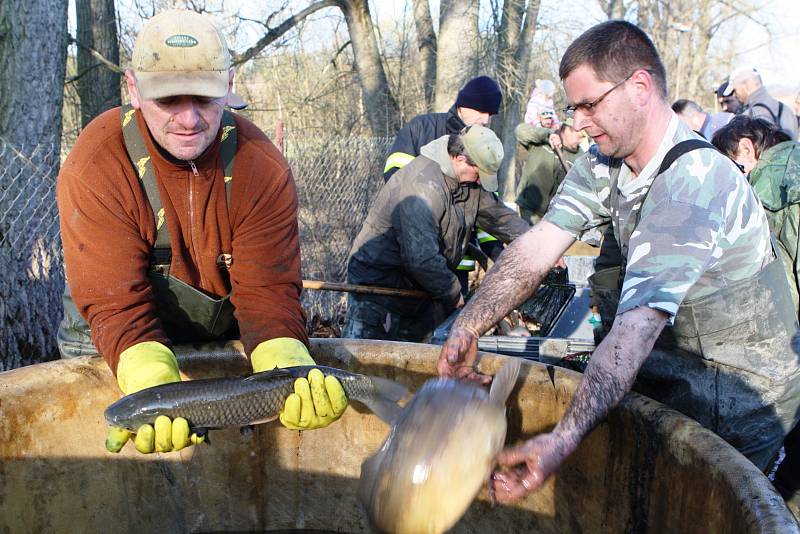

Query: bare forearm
554;307;667;454
453;223;570;334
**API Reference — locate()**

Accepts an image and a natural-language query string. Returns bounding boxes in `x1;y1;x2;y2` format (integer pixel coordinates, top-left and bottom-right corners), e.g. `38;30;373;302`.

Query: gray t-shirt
545;114;772;323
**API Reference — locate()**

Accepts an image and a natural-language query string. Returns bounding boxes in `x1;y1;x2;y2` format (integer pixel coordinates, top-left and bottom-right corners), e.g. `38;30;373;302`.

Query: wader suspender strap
610;139;717;279
120;105;238;271
751;102;786;127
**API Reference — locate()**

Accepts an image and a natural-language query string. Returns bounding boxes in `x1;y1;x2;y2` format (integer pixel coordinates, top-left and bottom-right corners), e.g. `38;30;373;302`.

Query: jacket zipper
188;160;205;288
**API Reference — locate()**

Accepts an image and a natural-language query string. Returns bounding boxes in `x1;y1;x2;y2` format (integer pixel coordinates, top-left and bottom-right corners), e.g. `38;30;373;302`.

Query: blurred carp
359;358;522;534
105;365;408;432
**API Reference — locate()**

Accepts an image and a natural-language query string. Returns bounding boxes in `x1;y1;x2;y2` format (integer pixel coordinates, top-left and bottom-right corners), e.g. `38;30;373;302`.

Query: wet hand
436;326;491;385
491;432;568;503
280;368;348;430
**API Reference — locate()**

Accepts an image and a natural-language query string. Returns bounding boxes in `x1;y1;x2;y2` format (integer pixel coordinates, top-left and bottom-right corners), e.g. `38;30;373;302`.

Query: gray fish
104;365;408;432
359;359;521;534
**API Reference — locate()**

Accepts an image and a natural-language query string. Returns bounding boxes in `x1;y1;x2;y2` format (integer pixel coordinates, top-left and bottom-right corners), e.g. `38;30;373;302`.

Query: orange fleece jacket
57;107;308;373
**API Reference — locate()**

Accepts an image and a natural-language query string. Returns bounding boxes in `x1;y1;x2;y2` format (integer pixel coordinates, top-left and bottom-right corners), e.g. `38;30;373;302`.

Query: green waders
57;106;240;358
588;140;800;470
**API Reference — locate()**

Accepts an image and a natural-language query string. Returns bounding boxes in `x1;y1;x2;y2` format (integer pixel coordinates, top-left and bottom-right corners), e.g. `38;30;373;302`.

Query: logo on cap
165;34;198;48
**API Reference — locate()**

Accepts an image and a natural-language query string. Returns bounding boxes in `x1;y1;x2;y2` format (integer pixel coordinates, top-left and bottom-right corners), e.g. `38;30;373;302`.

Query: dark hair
711;115;792;160
671;99;702;114
556;123;574;136
447;132;476;165
559;20;668;99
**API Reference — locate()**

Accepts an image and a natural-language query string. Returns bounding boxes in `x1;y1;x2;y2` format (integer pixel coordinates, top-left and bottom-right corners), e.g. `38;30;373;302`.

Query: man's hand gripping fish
105;365;408;451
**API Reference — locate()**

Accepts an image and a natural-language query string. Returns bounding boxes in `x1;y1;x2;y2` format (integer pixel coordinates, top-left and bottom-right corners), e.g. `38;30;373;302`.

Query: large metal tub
0;339;796;533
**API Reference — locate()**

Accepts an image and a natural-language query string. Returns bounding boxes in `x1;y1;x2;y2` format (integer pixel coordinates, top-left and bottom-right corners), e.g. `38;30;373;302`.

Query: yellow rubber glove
106;341;203;454
251;338;348;430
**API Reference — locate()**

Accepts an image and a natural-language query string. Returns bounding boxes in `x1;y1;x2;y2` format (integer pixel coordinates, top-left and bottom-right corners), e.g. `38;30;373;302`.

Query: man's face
563;65;641;159
452;154;480;184
539;115;554;128
458;107;491;127
126;70;230;161
560;126;583;150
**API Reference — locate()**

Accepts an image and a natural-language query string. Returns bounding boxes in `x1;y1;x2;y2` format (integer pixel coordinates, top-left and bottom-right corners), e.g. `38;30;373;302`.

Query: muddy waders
58;106;240;358
588;140;800;471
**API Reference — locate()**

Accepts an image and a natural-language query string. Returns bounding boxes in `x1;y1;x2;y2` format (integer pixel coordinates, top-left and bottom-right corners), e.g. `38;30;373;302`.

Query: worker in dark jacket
383;75;505;288
344;126;530;342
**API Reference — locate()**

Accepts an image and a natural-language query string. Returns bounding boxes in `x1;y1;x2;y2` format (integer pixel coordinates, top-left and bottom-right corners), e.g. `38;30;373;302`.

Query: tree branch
232;0;339;66
67;33;124;74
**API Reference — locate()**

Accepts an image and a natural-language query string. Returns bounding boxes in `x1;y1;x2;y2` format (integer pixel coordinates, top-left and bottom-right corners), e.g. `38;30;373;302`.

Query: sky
72;0;800;95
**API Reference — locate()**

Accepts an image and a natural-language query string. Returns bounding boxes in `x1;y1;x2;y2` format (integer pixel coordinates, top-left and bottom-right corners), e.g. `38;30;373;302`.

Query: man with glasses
438;20;800;501
343;126;529;342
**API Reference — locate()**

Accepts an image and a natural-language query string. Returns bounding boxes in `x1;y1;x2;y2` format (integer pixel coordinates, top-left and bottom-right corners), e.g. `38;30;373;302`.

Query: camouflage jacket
749;140;800;315
545;114;773;323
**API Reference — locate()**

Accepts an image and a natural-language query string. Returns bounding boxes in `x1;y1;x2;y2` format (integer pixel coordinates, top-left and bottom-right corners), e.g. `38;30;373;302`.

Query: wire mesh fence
0;138;65;370
0;132;391;368
287;133;392;332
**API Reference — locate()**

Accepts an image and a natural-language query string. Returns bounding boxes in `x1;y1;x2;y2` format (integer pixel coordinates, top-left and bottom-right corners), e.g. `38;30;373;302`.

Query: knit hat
131;10;246;108
455;76;502;115
462;126;504;192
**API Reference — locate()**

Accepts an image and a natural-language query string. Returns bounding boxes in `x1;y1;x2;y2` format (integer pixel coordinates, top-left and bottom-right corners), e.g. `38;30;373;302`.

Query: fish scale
105;365;407;432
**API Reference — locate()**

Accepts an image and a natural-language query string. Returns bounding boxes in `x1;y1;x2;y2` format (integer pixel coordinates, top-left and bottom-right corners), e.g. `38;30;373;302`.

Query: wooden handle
302;280;429;299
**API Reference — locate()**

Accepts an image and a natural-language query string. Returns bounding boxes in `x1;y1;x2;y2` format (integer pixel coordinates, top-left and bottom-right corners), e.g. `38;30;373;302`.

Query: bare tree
335;0;400;136
494;0;542;200
0;0;69;368
433;0;479;112
412;0;437;112
76;0;121;127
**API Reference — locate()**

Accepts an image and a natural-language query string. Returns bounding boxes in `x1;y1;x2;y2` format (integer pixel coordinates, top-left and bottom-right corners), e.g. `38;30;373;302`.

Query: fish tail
489;358;522;405
358;376;409;425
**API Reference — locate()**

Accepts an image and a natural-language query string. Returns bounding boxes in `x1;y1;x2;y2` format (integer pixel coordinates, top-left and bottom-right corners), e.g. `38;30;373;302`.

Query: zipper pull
189;160;199;176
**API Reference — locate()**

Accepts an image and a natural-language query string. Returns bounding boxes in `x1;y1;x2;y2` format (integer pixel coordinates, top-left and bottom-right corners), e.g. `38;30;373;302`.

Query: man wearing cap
57;10;348;455
439;21;800;502
515;118;585;225
382;76;506;291
343;127;529;342
722;67;798;138
715;80;741;114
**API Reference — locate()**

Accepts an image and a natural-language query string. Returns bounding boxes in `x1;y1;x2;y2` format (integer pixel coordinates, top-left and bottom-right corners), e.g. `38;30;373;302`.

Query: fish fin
244;368;294;381
358;376;409;425
489;358;522;405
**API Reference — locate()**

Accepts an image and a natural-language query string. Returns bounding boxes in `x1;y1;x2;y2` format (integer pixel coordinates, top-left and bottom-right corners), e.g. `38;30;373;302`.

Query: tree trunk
412;0;437;112
0;0;68;369
336;0;400;137
494;0;541;201
76;0;120;127
433;0;479;112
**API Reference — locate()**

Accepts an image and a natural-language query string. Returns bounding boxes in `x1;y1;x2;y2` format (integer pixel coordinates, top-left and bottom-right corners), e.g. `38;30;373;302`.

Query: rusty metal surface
0;339;796;533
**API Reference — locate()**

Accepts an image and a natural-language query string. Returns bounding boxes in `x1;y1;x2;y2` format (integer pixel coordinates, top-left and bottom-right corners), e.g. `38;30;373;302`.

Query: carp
358;358;521;534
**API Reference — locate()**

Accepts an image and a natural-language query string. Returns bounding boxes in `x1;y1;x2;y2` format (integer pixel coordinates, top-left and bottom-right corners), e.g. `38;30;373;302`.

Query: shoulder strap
620;139;718;268
119;105;238;269
751;102;780;125
656;139;716;175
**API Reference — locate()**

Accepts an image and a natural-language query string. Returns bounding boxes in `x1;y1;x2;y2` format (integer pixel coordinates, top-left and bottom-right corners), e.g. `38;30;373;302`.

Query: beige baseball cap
131;9;246;108
462;126;504;192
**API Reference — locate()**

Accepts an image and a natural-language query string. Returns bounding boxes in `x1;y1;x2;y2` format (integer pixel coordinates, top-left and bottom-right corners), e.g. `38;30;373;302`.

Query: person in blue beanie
382;76;508;294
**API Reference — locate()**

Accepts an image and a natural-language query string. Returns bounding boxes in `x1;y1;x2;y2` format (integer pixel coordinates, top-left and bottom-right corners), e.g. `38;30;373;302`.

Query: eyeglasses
563;72;634;117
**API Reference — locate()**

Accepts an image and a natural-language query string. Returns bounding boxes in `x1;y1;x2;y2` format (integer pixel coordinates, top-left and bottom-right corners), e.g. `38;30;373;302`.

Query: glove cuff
117;341;180;394
251;337;315;373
